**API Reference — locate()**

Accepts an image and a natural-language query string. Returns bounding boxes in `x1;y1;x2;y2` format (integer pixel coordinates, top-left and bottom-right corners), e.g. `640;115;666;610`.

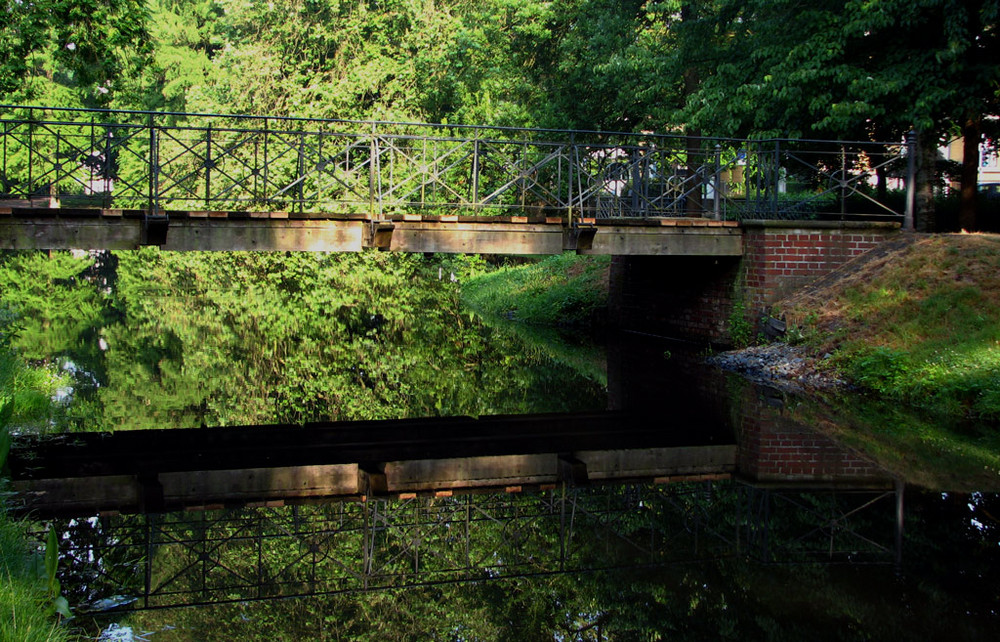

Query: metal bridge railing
43;483;739;612
34;481;900;612
1;105;914;224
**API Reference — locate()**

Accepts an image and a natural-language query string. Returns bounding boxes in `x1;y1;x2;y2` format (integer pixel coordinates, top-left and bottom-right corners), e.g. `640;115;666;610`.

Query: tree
0;0;152;106
678;0;1000;230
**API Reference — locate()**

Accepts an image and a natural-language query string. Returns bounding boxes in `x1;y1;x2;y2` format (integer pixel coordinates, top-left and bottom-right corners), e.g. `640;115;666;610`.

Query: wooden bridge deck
0;205;742;255
9;411;737;516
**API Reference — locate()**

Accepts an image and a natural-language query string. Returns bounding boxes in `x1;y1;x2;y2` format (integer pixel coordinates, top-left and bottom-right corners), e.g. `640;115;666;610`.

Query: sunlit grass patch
461;253;611;327
794;394;1000;491
785;233;1000;420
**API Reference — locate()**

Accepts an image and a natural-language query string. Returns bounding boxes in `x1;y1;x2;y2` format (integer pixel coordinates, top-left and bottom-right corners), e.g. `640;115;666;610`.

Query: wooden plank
0;219;143;250
384;454;559;491
390;221;563;255
159;464;360;502
576;445;737;480
162;219;366;252
579;225;743;256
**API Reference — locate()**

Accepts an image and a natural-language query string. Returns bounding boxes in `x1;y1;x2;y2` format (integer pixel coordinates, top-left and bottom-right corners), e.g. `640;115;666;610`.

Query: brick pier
609;220;901;344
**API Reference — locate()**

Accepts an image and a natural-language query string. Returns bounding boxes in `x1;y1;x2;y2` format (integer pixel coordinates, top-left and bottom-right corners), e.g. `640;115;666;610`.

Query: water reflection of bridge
11;403;903;612
11;411;737;515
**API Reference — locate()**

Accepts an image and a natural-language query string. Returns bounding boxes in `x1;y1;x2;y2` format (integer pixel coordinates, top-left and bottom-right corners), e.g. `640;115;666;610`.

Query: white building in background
941;125;1000;194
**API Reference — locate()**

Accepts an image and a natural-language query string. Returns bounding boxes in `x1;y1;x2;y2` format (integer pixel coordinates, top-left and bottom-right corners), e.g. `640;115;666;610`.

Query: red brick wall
741;221;900;315
608;221;900;345
737;391;886;483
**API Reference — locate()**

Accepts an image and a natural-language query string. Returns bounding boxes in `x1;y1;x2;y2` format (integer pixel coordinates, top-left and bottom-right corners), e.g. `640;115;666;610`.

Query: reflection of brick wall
736;388;885;483
608;221;899;344
742;222;900;315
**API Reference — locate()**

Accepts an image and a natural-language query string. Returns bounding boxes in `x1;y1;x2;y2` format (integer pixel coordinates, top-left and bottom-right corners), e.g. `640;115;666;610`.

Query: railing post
713;143;722;220
772;140;780;217
27;110;34;201
88;116;96;203
630;147;641;216
262;117;269;208
368;124;377;219
471;137;480;210
52;128;60;206
1;120;7;197
904;130;916;232
568;133;576;226
317;132;324;208
840;143;847;219
147;114;157;214
296;130;305;214
205;125;213;209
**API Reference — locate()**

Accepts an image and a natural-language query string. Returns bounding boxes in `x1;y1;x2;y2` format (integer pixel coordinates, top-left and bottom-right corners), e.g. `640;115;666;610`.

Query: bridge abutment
610;220;902;345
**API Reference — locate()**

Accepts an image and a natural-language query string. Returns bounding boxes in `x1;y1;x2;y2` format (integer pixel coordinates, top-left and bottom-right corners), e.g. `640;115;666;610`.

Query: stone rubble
706;342;849;393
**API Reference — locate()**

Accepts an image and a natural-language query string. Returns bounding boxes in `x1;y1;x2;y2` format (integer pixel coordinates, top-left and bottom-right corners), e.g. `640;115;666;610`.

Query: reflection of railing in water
1;105;914;223
36;480;901;612
13;353;906;611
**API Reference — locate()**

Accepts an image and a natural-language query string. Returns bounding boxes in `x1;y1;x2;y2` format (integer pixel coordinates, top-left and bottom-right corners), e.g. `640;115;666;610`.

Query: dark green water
3;250;999;640
0;249;607;433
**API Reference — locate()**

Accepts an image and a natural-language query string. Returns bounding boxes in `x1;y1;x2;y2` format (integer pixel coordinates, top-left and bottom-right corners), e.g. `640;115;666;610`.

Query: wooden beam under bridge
8;410;737;517
0;207;742;256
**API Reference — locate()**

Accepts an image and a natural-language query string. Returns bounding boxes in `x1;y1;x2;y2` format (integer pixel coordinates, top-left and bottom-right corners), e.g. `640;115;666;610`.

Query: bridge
11;404;902;611
1;106;914;255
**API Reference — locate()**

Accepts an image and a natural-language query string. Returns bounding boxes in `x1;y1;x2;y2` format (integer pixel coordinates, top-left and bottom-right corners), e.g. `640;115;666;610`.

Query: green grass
461;253;611;328
0;517;70;642
0;308;73;642
786;234;1000;420
791;391;1000;491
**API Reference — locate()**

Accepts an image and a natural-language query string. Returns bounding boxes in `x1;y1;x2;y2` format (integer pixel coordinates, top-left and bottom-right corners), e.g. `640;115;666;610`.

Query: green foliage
0;0;152;106
0;517;71;642
0;252;107;361
0;302;71;435
846;346;910;395
0;312;72;640
0;249;603;432
461;253;611;328
684;0;1000;142
727;298;755;349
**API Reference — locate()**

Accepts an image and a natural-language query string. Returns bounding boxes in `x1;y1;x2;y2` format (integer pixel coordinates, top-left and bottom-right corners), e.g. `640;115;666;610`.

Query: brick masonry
740;220;901;317
735;388;887;483
609;221;901;344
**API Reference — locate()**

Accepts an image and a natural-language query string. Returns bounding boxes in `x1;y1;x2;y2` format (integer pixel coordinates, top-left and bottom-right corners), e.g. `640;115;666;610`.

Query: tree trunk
915;130;938;232
681;2;704;218
959;116;981;231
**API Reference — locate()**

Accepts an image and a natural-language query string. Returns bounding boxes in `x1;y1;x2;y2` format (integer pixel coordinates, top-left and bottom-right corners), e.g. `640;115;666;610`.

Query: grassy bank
781;233;1000;421
461;253;611;328
1;310;73;642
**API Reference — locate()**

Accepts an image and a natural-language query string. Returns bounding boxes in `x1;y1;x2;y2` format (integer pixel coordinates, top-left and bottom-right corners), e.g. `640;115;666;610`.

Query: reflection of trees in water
0;250;607;432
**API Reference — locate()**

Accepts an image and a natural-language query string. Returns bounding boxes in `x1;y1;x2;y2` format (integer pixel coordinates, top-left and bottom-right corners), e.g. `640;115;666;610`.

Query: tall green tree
0;0;152;106
679;0;1000;229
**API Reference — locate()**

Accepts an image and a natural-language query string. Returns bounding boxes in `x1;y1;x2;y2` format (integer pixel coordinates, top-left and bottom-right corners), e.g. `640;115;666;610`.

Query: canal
1;249;998;640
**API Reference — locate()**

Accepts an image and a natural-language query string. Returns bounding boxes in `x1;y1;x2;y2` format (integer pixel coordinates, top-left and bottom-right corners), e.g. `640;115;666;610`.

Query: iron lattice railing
43;483;739;612
1;106;914;223
32;480;901;612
